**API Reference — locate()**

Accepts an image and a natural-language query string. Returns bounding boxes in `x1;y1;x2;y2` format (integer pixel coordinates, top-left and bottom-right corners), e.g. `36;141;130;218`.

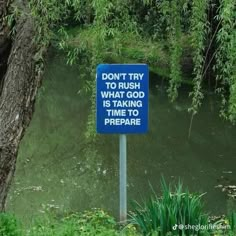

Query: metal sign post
119;134;127;222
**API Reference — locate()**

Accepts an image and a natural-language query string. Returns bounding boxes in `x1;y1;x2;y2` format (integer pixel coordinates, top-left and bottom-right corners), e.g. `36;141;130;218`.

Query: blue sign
96;64;149;134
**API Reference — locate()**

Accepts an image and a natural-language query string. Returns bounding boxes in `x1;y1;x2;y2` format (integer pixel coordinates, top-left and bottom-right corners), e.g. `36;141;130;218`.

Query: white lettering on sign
126;91;145;98
103;100;111;107
127;109;139;116
105;82;117;89
118;82;140;89
99;70;147;127
112;100;142;107
102;73;127;80
107;109;126;116
128;73;144;80
101;91;125;98
104;118;141;126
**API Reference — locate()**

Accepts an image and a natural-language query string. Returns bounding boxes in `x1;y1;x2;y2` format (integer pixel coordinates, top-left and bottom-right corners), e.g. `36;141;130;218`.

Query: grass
27;209;118;236
0;209;138;236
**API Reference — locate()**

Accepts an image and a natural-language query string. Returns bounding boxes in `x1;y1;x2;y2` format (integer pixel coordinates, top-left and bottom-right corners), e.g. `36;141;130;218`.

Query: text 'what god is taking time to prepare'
100;72;145;126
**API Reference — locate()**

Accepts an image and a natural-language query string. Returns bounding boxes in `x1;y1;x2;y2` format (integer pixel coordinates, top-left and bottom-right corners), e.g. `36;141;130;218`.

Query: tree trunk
0;0;11;88
0;0;42;211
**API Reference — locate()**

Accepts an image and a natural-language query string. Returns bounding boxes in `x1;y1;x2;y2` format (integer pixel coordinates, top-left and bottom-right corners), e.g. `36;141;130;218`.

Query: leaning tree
0;0;43;210
0;0;69;210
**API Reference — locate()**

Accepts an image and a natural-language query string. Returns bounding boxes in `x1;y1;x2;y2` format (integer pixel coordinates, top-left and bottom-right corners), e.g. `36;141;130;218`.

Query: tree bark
0;0;11;89
0;0;42;211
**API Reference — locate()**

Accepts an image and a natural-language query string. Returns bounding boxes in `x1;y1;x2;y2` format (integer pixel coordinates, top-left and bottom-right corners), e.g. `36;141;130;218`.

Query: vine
26;0;236;140
166;0;183;102
215;0;236;122
188;0;209;137
82;0;139;141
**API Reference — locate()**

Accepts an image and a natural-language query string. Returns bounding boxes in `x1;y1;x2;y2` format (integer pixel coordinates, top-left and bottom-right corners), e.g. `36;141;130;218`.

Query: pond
7;51;236;223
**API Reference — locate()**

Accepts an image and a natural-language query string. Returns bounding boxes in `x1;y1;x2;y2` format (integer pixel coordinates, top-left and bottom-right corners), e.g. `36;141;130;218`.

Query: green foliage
3;4;20;37
215;0;236;122
228;211;236;233
188;0;209;116
28;209;118;236
129;178;208;236
64;0;92;23
0;213;21;236
29;0;66;47
58;0;140;141
167;0;183;101
0;210;140;236
25;0;236;137
1;209;235;236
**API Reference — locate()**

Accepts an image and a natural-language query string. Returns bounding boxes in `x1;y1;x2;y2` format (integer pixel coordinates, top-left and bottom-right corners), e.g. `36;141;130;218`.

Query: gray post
119;134;127;223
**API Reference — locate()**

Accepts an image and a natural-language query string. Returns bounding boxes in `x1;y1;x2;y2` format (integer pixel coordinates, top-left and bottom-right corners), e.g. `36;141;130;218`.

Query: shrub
0;213;21;236
64;209;117;236
129;178;208;236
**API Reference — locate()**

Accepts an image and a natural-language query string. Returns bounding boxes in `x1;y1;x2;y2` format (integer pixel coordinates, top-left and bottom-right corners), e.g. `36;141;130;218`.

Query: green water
7;52;236;222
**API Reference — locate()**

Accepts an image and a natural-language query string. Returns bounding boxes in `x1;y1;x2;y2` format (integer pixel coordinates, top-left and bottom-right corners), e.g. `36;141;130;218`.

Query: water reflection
7;52;236;223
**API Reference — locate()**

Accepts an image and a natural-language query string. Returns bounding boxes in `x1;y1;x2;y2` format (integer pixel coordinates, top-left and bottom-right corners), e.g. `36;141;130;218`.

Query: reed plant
229;211;236;234
129;178;208;236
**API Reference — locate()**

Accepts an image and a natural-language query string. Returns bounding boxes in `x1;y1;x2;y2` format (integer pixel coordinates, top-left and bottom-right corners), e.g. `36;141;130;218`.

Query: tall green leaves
215;0;236;122
130;178;208;236
189;0;210;115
